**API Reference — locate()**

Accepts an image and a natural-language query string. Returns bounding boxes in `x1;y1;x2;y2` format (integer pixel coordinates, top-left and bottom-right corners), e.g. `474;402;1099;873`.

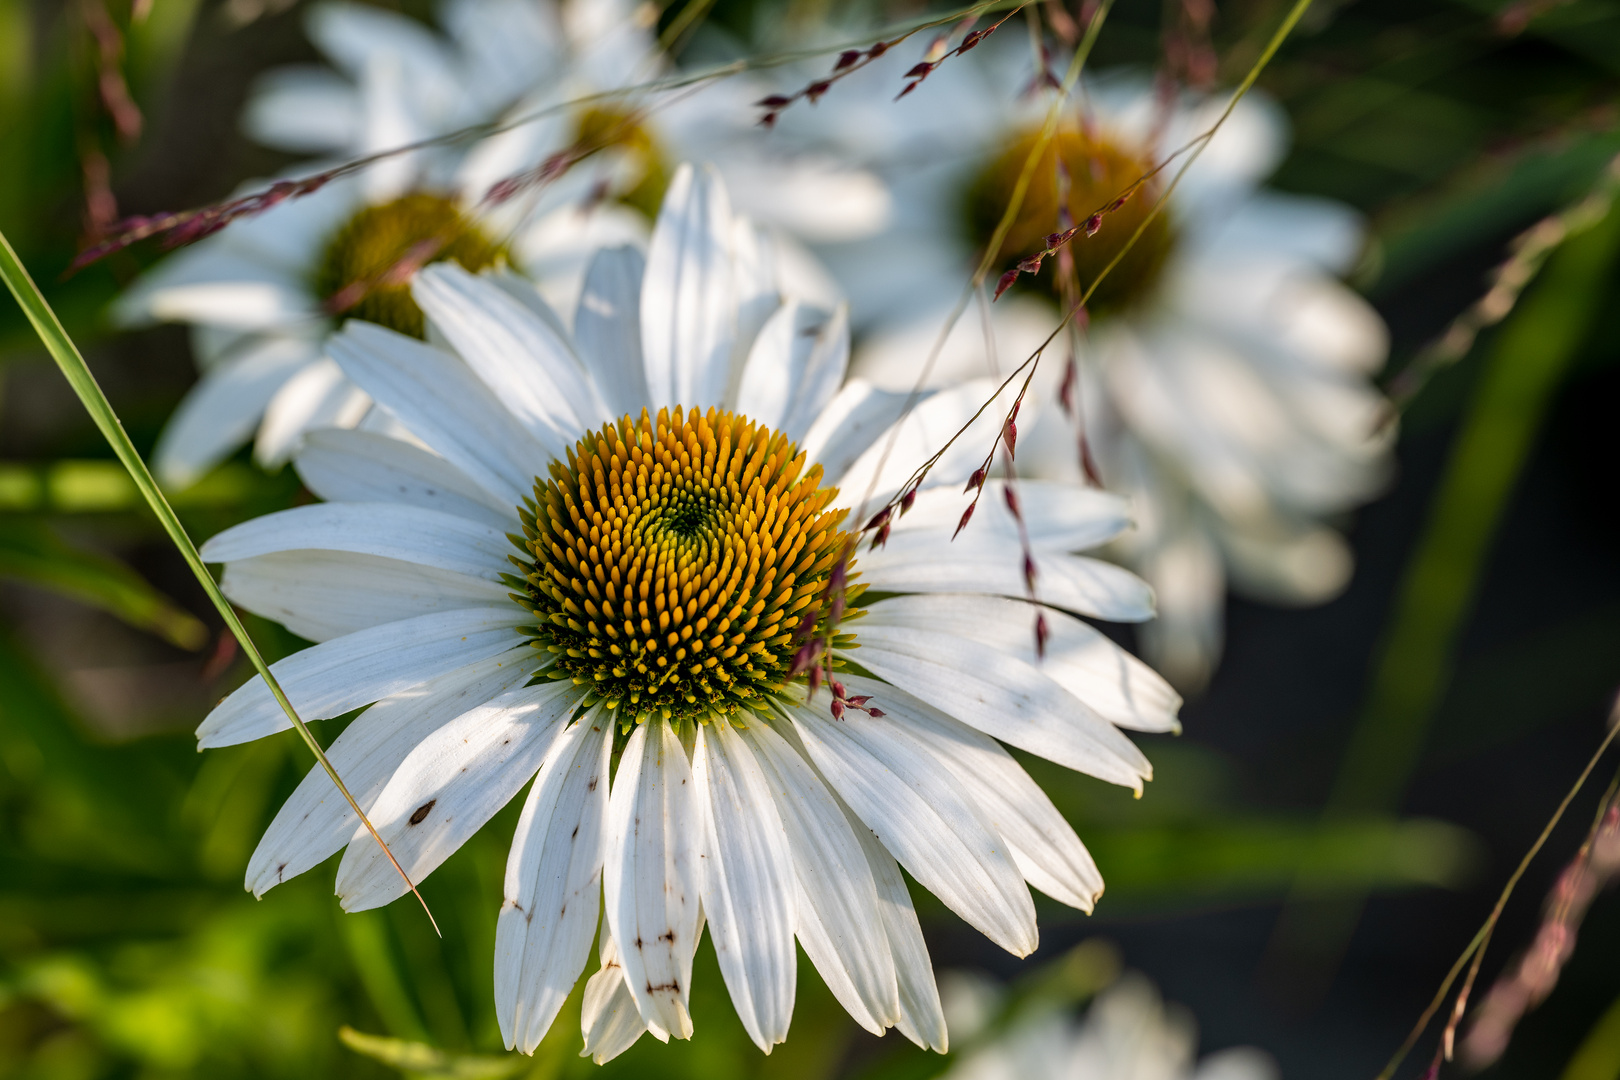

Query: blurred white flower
112;162;566;489
943;973;1278;1080
247;0;886;307
771;40;1392;687
120;0;887;489
193;166;1182;1060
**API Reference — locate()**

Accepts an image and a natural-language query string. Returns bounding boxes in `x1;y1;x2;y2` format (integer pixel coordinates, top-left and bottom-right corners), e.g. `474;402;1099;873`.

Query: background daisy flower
116;0;890;492
941;969;1277;1080
195;164;1180;1060
768;41;1392;689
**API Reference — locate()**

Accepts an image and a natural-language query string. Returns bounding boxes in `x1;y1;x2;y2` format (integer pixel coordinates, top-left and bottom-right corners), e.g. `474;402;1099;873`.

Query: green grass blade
1563;990;1620;1080
0;227;437;933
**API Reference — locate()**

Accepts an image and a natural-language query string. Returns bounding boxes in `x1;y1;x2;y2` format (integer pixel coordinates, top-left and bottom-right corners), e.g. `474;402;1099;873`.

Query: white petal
1221;517;1352;605
201;502;512;582
307;1;454;85
733;301;850;444
861;593;1181;733
603;720;701;1038
221;551;510;643
295;428;517;530
721;156;892;242
574;246;650;420
732;300;801;432
479;268;574;344
335;679;585;909
844;674;1103;912
738;721;898;1035
1135;516;1226;691
413;264;607;453
1197;190;1365;274
328;321;550;507
253;356;371;469
196;607;528;748
153;335;317;489
847;810;946;1052
785;698;1037;957
496;709;613;1052
781;303;850;442
693;722;797;1052
840;623;1152;790
243;65;360;152
641;163;738;410
443;0;562;114
859;545;1156;623
832;378;1014;507
724;220;782;413
114;243;318;330
888;481;1131;553
799;379;911;482
244;650;530;896
580;925;653;1064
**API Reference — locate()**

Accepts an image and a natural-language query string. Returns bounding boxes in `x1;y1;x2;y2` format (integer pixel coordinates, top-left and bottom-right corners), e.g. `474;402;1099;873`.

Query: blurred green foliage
1;0;1619;1077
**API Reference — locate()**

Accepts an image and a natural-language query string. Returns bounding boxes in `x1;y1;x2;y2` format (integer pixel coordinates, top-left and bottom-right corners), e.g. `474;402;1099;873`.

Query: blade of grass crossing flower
1267;181;1620;1003
0;227;440;936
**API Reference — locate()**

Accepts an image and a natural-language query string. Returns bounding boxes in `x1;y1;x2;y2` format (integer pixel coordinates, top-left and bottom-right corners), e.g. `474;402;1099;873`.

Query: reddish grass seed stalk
1454;774;1620;1069
847;0;1118;540
67;3;1035;271
754;1;1026;125
82;0;143;145
1382;151;1620;425
1375;695;1620;1080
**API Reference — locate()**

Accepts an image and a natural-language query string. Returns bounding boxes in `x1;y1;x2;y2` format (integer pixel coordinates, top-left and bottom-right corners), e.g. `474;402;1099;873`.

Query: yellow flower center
518;407;860;725
572;107;670;221
314;193;505;338
965;126;1174;316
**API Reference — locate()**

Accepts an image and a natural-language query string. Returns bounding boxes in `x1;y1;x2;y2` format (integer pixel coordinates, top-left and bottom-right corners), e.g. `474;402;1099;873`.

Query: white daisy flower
244;0;561;159
113;166;536;490
119;0;888;491
942;973;1278;1080
197;165;1181;1059
771;41;1392;688
244;0;890;303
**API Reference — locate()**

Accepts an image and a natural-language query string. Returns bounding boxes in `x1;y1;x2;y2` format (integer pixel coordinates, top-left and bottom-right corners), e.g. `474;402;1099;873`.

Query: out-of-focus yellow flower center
314;193;505;338
572;107;670;221
965;126;1174;316
519;407;860;725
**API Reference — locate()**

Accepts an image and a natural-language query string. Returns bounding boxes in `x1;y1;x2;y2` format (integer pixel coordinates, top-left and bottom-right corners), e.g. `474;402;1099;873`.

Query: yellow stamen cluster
314;192;505;338
965;126;1175;316
516;407;860;725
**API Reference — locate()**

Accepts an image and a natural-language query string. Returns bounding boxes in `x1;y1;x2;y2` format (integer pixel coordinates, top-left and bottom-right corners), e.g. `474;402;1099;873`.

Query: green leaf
1562;989;1620;1080
0;518;206;649
1086;816;1483;904
338;1027;531;1080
